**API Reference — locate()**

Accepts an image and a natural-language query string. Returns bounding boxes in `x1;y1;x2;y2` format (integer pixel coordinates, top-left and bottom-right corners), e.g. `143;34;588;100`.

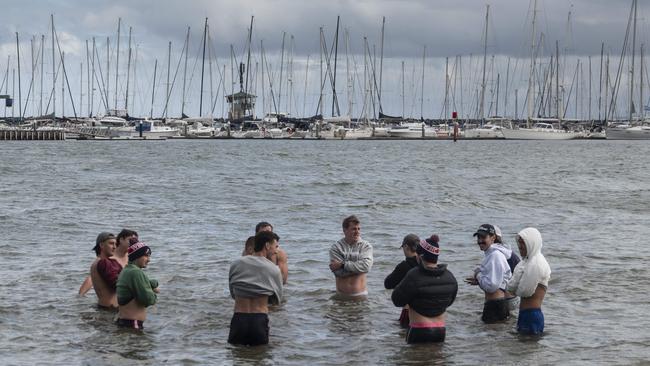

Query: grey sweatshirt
329;238;373;278
229;255;283;305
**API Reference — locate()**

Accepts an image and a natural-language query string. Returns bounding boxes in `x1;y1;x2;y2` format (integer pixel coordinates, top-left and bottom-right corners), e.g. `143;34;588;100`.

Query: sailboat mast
15;33;22;121
421;45;425;120
629;0;637;123
166;41;171;119
91;38;96;117
379;16;385;114
279;32;285;113
244;16;254;96
556;40;560;119
528;0;537;124
402;61;406;118
480;4;489;122
40;35;44;116
51;15;56;117
114;18;120;111
199;18;207;117
125;27;132;112
181;27;189;116
332;15;340;117
599;42;603;121
639;43;645;121
85;40;90;116
150;59;157;119
445;57;449;119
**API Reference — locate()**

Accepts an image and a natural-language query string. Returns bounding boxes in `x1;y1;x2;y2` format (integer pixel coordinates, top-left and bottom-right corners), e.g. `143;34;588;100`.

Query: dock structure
0;129;65;140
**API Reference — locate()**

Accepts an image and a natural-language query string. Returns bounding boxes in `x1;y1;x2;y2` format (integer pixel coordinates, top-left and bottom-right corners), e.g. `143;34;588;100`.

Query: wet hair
254;231;280;252
116;229;138;247
342;215;360;230
255;222;273;233
243;236;255;255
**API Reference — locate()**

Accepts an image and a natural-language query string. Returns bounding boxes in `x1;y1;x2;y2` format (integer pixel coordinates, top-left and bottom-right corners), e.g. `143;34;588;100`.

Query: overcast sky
1;0;648;119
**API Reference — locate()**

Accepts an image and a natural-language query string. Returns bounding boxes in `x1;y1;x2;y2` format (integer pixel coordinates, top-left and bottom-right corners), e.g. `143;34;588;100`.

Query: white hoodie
476;244;512;294
507;227;551;298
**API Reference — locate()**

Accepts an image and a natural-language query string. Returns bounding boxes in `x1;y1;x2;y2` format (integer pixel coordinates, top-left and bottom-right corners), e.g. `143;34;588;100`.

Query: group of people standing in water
79;215;551;346
79;229;158;330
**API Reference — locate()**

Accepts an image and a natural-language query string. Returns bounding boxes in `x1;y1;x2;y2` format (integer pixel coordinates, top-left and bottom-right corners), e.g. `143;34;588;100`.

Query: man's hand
464;276;478;285
329;260;344;272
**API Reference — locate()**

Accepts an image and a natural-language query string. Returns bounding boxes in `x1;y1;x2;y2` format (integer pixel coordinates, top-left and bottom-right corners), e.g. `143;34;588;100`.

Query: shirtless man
229;231;283;346
465;224;513;323
329;215;373;298
116;238;159;330
507;228;551;335
114;229;138;267
89;232;122;309
242;222;288;285
79;229;138;296
391;235;458;343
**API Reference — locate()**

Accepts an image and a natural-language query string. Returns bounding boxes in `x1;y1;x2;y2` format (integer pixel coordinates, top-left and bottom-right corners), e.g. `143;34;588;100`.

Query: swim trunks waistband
337;290;368;297
116;318;144;330
409;321;445;328
96;304;117;311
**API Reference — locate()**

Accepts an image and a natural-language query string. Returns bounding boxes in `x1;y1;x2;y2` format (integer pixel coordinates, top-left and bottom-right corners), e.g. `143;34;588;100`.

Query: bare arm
276;248;288;284
78;276;93;296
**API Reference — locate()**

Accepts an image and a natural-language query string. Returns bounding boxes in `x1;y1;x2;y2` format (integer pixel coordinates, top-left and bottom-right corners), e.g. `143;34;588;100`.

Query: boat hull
606;127;650;139
501;128;580;140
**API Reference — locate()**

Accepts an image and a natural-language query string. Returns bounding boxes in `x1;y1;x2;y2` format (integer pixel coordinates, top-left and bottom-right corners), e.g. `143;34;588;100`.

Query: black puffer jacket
391;262;458;317
384;256;419;289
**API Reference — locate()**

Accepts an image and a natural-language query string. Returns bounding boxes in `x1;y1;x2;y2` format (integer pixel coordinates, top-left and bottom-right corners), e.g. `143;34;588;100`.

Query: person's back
391;235;457;343
229;231;283;346
384;234;420;327
89;232;121;309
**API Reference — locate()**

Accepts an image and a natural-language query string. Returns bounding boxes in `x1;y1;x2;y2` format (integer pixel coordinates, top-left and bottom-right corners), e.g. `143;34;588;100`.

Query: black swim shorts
228;312;269;346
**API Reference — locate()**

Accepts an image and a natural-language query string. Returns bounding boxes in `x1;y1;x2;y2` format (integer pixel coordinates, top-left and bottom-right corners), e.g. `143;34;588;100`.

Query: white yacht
501;122;580;140
388;122;437;138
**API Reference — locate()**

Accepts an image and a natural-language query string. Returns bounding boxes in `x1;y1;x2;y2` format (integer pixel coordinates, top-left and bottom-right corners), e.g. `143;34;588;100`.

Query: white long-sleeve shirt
475;245;512;294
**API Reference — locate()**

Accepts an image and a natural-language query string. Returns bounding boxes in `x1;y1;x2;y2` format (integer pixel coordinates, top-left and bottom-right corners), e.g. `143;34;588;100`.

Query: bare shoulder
90;258;100;271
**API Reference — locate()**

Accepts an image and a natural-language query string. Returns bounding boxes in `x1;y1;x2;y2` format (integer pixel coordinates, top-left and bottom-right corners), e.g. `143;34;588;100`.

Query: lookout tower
226;62;256;121
225;91;256;120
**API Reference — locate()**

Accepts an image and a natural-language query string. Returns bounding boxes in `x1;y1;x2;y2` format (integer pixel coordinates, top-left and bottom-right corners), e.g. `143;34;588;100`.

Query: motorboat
606;124;650;139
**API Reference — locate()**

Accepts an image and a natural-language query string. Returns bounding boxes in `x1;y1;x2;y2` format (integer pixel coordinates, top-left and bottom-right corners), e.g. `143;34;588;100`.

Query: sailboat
502;0;580;140
606;0;650;139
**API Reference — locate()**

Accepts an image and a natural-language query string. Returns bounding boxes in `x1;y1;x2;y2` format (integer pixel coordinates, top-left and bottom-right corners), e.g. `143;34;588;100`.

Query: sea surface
0;139;648;365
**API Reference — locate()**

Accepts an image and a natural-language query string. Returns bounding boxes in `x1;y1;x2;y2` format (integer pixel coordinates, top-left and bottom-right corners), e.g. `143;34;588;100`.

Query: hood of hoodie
518;227;543;258
486;243;511;258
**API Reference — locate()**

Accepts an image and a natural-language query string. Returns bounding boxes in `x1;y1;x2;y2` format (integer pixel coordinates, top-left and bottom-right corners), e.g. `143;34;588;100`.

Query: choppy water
0;139;649;365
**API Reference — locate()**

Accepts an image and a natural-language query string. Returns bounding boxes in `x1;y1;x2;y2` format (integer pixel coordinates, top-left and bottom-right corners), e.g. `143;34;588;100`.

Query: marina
2;0;650;364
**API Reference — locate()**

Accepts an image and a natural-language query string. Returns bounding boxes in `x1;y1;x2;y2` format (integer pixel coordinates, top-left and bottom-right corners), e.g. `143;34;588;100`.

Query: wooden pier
0;129;65;140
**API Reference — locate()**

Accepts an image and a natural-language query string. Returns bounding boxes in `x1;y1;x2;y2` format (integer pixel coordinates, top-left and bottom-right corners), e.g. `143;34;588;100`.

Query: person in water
493;225;521;273
329;215;373;298
79;229;138;296
228;231;283;346
243;222;288;285
88;232;122;309
465;224;513;323
507;228;551;335
391;235;458;343
384;234;420;327
116;238;159;330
